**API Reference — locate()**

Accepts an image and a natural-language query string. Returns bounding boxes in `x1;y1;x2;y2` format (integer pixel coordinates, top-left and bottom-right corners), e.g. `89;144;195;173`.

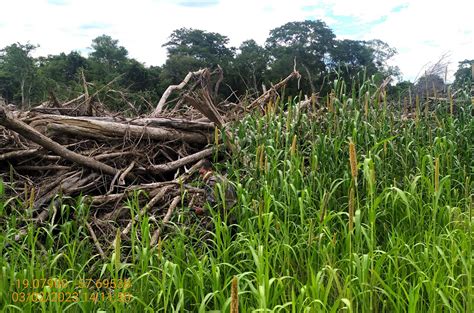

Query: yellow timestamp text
11;291;133;303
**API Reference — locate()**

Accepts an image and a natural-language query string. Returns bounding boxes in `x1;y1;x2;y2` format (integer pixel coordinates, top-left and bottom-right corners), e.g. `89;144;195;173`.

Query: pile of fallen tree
0;67;302;254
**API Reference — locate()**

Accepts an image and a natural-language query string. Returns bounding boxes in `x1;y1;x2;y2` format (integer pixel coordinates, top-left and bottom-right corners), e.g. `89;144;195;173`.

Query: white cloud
0;0;320;65
366;0;473;81
0;0;472;82
322;0;408;22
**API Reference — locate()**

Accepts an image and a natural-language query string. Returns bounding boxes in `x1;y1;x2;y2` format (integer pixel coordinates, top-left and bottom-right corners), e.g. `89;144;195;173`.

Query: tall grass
1;77;473;312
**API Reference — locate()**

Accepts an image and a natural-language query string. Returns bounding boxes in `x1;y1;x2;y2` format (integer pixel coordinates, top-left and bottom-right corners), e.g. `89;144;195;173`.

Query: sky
0;0;472;82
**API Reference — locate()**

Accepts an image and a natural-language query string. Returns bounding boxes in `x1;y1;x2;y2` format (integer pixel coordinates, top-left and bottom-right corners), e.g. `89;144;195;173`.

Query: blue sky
1;0;472;82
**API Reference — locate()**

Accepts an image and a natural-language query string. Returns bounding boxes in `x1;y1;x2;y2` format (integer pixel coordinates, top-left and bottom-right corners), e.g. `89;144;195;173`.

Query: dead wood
183;93;224;127
0;106;121;176
30;115;210;144
0;148;40;161
121;185;173;236
152;69;207;116
61;94;86;107
86;221;106;259
15;165;70;171
150;195;181;246
248;70;301;110
1;66;303;257
131;117;215;131
214;65;224;97
118;161;135;185
148;147;214;174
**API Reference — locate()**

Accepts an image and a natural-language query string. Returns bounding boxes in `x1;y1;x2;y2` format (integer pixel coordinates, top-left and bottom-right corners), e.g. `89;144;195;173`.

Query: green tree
87;35;129;83
231;40;269;95
160;28;235;99
453;59;473;89
90;35;128;68
329;39;377;81
0;43;37;107
364;39;399;80
328;39;399;95
36;51;87;100
159;54;204;89
265;20;336;94
387;80;415;102
120;60;151;92
163;28;234;67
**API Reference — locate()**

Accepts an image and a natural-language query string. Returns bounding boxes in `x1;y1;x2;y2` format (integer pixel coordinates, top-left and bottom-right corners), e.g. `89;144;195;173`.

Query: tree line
0;20;471;112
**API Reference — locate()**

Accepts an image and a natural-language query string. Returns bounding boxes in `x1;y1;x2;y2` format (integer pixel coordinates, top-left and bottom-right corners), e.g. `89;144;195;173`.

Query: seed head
231;276;239;313
349;141;358;181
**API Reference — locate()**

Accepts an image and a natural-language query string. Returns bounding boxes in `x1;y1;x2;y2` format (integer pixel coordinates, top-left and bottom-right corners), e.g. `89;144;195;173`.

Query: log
28;114;215;131
148;147;214;174
0;148;40;161
130;117;215;131
0;105;120;176
40;116;209;144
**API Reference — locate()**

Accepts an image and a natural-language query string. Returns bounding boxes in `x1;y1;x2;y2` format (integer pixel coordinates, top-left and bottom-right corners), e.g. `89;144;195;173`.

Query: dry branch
248;70;301;110
0;106;120;176
184;94;224;127
152;69;206;116
121;185;173;236
0;148;40;161
86;221;106;259
150;195;181;246
148;147;214;174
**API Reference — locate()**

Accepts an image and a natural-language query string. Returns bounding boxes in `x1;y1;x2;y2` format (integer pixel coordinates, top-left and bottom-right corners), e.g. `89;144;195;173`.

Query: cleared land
1;77;473;312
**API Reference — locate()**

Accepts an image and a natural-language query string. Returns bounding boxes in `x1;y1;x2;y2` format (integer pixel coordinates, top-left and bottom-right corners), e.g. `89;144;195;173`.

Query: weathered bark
152;69;206;116
148;147;213;174
0;105;120;176
0;148;40;161
214;65;224;97
29;115;210;144
183;95;224;127
28;114;214;130
126;117;214;131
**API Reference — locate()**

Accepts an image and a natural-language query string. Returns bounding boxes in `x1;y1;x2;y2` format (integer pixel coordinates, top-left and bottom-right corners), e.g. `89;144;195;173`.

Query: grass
0;77;473;312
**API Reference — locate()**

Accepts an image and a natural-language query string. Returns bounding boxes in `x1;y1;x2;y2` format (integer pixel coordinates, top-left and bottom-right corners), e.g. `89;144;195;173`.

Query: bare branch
152;69;206;116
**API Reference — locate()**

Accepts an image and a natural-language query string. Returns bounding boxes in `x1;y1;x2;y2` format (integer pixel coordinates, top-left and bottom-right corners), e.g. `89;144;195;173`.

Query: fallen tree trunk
129;117;215;131
27;114;215;131
0;105;120;176
29;115;211;144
